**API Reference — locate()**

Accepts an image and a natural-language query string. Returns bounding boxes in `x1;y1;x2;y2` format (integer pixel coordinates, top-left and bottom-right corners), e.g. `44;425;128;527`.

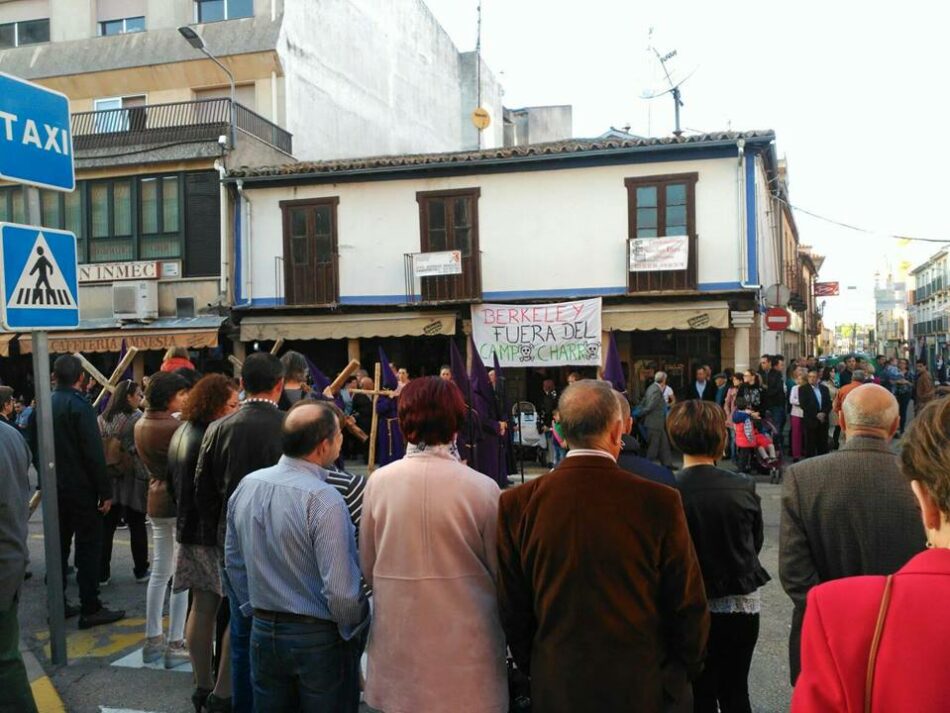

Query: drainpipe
236;179;253;306
737;139;761;290
214;160;229;300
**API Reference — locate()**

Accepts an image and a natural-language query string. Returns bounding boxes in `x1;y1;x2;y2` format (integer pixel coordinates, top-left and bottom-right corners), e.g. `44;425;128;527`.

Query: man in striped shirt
226;401;369;712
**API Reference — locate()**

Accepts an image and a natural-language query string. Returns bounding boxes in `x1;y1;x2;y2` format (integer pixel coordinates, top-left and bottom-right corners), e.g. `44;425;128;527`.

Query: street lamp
178;25;235;148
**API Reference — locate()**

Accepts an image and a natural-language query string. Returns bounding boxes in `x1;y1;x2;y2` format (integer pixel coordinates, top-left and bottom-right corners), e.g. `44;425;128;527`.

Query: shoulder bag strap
864;574;894;713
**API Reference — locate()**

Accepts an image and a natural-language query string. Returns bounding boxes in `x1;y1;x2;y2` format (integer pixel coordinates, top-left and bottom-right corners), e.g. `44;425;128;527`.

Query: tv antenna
641;29;697;137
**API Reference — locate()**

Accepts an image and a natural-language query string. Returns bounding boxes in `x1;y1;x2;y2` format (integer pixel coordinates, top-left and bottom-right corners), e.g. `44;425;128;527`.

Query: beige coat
360;446;508;713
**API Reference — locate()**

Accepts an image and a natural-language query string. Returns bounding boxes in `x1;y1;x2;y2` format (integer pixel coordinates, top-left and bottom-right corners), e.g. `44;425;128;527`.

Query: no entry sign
765;307;791;331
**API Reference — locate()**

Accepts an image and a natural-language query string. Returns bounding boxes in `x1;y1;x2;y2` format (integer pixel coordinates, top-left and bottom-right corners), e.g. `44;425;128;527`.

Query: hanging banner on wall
413;250;462;277
471;298;602;367
629;235;689;272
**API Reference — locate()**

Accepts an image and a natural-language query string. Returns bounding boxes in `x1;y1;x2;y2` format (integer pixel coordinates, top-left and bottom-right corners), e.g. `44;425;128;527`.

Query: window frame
415;187;482;302
0;18;50;48
195;0;253;23
278;196;341;306
98;16;145;36
624;172;699;293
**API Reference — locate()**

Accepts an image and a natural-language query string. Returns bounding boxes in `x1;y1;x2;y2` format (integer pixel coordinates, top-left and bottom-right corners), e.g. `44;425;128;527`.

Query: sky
424;0;949;326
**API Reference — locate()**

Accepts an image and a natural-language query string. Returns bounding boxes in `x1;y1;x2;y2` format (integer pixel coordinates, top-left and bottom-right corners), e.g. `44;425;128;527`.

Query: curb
20;642;66;713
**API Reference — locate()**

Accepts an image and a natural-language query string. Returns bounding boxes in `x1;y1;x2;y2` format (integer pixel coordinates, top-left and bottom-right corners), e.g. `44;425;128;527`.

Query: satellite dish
764;283;791;307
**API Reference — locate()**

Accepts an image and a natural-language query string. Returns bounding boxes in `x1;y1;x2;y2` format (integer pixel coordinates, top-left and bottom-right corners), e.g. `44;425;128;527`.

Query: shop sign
414;250;462;277
79;261;161;283
629;235;688;272
472;298;602;367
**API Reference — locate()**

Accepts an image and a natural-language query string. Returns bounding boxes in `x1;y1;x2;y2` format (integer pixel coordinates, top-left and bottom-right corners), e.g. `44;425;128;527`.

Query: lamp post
178;25;235;148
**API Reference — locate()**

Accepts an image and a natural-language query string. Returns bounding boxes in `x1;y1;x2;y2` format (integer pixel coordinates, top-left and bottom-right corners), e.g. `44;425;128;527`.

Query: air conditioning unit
113;281;159;321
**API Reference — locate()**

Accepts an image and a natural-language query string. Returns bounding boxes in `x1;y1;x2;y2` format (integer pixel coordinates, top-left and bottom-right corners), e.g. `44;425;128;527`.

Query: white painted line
110;647;192;674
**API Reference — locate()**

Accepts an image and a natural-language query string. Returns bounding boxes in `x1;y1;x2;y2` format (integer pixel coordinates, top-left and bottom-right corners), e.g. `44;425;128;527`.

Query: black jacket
674;464;770;600
681;380;717;402
194;401;285;547
763;369;786;410
618;434;676;487
28;386;110;505
351;393;373;435
168;421;216;546
798;383;832;424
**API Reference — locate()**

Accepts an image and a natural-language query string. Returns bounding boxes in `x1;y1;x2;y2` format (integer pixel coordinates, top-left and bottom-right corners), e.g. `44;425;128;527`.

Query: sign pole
25;186;67;665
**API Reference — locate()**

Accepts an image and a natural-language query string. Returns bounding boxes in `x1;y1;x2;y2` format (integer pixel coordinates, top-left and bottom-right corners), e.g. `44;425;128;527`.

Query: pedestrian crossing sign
0;222;79;329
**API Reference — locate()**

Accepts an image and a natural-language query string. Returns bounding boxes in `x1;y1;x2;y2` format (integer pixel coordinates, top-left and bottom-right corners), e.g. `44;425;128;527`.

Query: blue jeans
223;573;254;713
250;617;362;712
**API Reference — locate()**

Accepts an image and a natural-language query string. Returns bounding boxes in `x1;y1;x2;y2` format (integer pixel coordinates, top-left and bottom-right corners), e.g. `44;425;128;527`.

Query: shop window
279;198;340;306
625;173;698;292
415;188;482;302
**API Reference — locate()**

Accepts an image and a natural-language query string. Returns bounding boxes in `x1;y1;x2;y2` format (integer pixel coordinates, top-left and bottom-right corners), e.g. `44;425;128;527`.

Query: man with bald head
226;401;368;712
497;380;708;712
779;384;923;685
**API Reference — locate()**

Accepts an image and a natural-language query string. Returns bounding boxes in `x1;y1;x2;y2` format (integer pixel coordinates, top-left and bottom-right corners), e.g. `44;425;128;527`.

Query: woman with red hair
360;376;508;712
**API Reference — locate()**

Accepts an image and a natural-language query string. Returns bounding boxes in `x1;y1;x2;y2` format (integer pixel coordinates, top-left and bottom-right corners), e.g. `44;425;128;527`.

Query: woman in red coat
791;397;950;712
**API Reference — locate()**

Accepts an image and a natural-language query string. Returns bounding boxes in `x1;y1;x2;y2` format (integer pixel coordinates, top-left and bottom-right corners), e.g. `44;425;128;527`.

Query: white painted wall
278;0;504;161
242;156;747;303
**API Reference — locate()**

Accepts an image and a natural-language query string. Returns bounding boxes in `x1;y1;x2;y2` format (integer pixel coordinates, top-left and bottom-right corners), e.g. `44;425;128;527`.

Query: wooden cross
73;348;139;409
347;363;396;473
228;337;285;373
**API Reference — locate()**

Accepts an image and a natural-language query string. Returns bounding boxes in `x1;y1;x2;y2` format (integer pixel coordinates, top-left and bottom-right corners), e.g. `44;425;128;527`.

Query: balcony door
280;198;339;306
416;188;481;302
94;95;147;134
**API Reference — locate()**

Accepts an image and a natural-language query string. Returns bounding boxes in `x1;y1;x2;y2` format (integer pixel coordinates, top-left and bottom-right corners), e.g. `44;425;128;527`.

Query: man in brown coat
915;359;935;409
496;379;709;712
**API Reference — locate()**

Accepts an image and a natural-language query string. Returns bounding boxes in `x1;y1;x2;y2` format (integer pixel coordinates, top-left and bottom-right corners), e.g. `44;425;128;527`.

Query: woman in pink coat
792;398;950;712
360;377;508;713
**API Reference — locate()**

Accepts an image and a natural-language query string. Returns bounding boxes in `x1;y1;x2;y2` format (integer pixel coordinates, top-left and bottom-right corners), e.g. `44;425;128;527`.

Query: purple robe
375;395;405;466
472;392;507;489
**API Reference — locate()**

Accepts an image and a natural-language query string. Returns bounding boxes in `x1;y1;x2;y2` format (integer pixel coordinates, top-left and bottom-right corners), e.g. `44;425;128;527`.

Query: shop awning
602;301;731;331
18;316;226;354
0;333;15;357
240;311;458;342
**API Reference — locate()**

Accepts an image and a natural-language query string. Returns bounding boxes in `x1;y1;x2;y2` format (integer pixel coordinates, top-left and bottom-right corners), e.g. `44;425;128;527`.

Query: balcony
71;98;292;158
783;260;807;312
404;251;483;303
627;236;697;293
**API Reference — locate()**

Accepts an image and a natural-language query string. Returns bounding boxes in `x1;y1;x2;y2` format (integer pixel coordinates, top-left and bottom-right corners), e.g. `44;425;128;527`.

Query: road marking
31;675;66;713
100;709;167;713
111;647;192;673
36;617;147;659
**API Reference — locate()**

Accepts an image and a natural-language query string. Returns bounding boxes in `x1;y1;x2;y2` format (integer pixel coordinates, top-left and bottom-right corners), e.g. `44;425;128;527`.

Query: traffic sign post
1;72;76;667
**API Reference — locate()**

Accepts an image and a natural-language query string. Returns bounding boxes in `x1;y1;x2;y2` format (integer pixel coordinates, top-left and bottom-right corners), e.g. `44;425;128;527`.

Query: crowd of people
1;345;949;712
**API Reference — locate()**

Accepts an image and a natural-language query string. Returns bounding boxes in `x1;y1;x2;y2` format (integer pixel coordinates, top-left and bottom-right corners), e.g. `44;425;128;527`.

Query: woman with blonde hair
161;346;196;373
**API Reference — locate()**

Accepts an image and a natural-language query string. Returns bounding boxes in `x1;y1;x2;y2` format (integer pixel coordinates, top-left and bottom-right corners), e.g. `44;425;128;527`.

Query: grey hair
280;350;309;383
654;371;667;384
842;387;898;430
558;380;621;448
852;369;866;382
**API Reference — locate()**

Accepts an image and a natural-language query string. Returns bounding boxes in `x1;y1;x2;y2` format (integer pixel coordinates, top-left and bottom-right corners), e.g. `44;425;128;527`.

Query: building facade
909;249;949;371
0;0;570;389
874;272;909;359
226;130;791;401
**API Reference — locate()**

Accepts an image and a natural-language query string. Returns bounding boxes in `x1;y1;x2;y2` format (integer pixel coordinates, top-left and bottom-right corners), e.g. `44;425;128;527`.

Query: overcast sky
424;0;948;326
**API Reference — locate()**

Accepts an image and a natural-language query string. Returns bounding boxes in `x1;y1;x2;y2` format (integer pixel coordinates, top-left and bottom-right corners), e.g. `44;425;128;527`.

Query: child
551;409;567;467
733;410;778;462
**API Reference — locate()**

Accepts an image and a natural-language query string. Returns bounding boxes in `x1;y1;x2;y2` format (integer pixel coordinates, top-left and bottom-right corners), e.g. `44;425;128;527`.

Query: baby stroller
511;401;547;465
733;411;782;483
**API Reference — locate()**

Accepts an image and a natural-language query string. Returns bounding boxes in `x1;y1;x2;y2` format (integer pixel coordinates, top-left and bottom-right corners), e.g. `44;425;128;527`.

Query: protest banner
472;298;602;367
629;235;688;272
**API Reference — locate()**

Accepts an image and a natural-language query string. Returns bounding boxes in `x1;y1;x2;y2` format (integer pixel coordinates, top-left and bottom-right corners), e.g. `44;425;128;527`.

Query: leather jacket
193;400;285;547
134;410;181;518
168;421;215;546
674;464;770;599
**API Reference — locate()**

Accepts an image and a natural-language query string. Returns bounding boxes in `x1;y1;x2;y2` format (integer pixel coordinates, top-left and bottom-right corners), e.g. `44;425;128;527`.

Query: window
89;179;134;262
415;188;482;301
279;198;340;305
39;188;87;263
625;173;698;292
99;16;145;35
0;187;25;224
196;0;253;22
139;176;181;259
0;18;50;48
94;95;147;133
